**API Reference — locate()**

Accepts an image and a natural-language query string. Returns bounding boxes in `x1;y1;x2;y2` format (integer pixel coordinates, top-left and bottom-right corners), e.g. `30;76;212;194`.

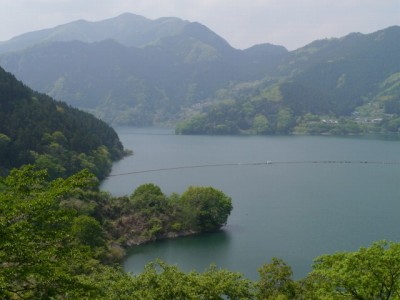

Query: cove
101;127;400;280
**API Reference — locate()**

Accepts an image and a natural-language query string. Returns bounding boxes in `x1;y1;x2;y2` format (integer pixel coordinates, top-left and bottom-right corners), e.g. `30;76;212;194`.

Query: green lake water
101;127;400;280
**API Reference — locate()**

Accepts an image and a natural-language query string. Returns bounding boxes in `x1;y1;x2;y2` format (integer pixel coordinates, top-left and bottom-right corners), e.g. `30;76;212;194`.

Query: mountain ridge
0;13;287;125
0;14;398;131
0;13;190;53
175;26;400;135
0;65;126;178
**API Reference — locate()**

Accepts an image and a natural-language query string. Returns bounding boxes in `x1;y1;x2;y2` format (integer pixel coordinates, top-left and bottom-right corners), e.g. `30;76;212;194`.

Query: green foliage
106;184;233;245
176;114;209;134
0;133;10;148
72;215;105;248
276;108;294;133
256;258;298;300
1;22;400;131
123;260;253;299
176;97;270;135
175;89;384;135
3;165;400;298
180;186;233;231
130;183;166;213
0;66;125;179
89;241;400;299
383;117;400;133
176;27;400;136
0;166;102;299
176;100;244;135
251;114;270;134
131;183;163;198
178;186;233;233
63;260;254;300
308;241;400;299
0;18;287;127
0;167;236;298
2;21;399;132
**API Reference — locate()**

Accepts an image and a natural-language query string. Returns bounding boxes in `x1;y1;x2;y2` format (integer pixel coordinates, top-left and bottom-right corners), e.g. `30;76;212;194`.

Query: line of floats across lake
108;160;400;177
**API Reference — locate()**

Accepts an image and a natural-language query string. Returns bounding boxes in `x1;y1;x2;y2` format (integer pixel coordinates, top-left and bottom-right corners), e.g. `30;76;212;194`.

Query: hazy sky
1;0;399;50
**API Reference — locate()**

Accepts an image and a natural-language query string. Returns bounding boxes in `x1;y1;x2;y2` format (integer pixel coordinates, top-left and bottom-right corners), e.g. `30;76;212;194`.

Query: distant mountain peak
115;12;148;19
0;13;189;53
244;43;288;55
0;21;398;129
182;21;233;52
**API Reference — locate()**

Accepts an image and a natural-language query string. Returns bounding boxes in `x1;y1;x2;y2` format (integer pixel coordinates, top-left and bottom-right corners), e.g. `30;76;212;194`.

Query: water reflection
124;230;232;274
103;128;400;280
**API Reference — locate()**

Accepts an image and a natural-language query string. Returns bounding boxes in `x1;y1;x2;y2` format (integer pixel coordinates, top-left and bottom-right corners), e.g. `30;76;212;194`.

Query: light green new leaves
0;166;98;299
309;241;400;299
127;261;253;300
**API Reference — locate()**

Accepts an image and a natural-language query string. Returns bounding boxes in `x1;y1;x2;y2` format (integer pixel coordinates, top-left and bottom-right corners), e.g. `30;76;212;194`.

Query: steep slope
0;66;125;178
0;14;287;125
176;26;400;135
0;13;189;53
286;26;400;115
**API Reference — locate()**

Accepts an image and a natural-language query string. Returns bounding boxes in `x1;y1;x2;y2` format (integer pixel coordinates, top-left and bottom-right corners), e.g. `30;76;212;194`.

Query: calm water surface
101;127;400;280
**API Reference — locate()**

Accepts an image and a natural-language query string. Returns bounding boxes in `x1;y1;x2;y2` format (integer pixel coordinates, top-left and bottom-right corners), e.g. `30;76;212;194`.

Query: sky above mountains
1;0;399;50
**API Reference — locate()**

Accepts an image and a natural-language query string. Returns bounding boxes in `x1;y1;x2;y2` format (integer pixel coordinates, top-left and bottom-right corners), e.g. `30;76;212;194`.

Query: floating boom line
107;160;400;177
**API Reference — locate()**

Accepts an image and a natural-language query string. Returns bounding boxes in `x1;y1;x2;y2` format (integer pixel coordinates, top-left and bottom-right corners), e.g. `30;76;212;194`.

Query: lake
100;127;400;280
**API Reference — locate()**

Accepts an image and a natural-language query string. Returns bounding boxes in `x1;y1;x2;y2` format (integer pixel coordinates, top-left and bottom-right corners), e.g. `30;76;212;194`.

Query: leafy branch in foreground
2;166;400;299
0;166;234;299
306;241;400;299
0;166;101;298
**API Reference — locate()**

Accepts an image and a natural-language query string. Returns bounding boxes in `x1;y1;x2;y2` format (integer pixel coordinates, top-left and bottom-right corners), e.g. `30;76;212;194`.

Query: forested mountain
0;13;287;125
177;26;400;135
0;14;399;133
282;26;400;115
0;12;190;53
0;66;125;178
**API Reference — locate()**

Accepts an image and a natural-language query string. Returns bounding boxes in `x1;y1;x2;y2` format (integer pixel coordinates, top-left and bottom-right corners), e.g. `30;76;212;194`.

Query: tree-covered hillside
0;13;190;53
2;165;400;298
0;66;125;179
177;26;400;135
0;13;287;126
0;15;398;132
0;166;235;299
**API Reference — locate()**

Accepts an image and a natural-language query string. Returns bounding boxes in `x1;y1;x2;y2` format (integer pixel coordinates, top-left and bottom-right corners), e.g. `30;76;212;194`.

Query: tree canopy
0;166;101;298
2;166;400;298
0;67;126;179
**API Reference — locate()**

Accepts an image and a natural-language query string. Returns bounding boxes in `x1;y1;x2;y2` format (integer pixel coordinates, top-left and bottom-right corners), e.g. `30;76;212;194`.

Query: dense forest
176;26;400;135
0;15;399;134
0;66;239;298
2;13;400;299
2;166;400;299
175;84;384;135
0;13;286;126
0;165;235;299
0;66;126;179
